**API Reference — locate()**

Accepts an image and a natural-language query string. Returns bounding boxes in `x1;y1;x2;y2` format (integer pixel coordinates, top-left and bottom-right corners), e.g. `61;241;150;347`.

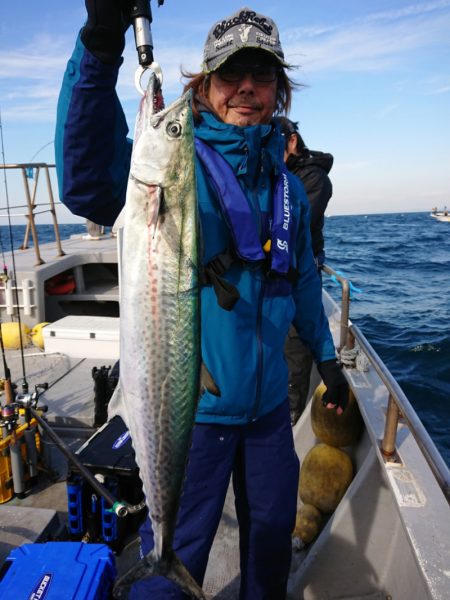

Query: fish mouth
151;89;193;124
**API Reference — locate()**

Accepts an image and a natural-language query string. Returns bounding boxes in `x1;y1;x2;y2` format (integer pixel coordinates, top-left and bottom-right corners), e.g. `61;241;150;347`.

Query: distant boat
430;207;450;222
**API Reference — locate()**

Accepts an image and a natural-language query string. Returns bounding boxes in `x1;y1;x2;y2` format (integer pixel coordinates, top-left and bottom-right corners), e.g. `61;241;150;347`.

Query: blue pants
131;400;299;600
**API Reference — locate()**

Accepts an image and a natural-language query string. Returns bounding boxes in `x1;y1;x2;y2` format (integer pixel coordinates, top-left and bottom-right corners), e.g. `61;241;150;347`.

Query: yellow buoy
311;383;364;447
299;443;353;514
31;322;50;350
0;322;31;349
293;503;322;544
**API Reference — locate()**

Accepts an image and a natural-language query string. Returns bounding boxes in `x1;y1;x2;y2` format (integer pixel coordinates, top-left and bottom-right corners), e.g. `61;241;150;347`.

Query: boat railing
0;163;65;265
322;263;450;504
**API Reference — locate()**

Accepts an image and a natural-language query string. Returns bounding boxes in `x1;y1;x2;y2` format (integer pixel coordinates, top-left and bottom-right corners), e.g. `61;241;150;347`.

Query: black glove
317;359;349;412
81;0;133;64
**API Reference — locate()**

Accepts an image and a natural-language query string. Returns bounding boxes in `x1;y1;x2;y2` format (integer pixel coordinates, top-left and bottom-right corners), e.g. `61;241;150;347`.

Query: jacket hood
287;150;334;175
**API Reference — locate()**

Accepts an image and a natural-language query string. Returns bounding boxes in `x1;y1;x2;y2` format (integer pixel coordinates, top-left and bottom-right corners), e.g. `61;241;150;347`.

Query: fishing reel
0;402;19;434
0;383;48;432
15;383;49;413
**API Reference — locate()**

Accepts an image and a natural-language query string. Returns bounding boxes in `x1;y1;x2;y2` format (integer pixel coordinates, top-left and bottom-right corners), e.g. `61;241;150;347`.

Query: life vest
195;138;298;310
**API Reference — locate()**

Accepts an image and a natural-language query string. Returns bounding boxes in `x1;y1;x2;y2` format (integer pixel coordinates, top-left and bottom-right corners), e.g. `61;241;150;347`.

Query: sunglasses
216;63;280;84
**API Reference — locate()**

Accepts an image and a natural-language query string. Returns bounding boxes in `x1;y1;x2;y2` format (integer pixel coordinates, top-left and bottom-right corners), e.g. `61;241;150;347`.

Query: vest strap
201;250;241;311
195;138;266;263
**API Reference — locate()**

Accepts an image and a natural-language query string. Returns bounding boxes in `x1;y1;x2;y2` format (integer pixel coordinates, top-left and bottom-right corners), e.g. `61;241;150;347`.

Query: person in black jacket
276;117;334;425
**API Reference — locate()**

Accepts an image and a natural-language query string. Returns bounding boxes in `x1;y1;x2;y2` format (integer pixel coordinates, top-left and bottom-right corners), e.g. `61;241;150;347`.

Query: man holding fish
55;3;348;599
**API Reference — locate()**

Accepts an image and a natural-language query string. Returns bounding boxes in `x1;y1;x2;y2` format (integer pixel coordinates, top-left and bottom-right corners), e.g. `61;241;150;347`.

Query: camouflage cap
202;7;288;73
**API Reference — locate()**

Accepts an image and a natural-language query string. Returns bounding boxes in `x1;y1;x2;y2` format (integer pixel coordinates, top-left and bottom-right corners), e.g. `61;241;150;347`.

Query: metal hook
135;63;164;96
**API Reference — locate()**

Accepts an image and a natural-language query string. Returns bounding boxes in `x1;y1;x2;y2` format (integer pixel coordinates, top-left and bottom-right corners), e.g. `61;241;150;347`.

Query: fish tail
112;549;205;599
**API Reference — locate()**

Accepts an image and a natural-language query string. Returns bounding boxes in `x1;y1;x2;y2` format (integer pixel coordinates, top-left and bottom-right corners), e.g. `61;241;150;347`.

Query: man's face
207;50;279;127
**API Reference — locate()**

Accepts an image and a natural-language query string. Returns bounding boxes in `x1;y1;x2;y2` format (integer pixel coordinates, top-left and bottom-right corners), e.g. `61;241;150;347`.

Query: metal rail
322;263;450;503
322;264;350;350
0;163;65;264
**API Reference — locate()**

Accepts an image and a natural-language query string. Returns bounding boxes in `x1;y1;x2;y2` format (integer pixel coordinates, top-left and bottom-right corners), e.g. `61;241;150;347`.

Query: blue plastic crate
0;542;116;600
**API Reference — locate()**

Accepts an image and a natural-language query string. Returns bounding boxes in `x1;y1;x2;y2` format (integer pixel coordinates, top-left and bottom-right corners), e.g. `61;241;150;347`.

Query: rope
340;343;370;372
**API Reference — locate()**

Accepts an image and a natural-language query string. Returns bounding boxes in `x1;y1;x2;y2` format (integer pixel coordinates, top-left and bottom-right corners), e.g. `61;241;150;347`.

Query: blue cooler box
0;542;116;600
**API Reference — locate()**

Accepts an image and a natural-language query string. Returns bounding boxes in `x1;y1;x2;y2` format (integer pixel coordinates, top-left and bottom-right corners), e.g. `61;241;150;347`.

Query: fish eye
166;121;182;138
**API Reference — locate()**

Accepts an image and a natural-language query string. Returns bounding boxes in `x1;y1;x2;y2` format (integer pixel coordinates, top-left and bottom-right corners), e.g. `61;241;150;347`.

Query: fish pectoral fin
201;362;221;397
112;205;126;231
148;186;163;236
112;549;205;600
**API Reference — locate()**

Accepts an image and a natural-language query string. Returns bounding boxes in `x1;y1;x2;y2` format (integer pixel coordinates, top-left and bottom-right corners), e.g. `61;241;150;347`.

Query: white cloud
0;34;70;123
362;0;450;23
0;34;69;79
427;84;450;94
376;103;401;118
283;2;450;73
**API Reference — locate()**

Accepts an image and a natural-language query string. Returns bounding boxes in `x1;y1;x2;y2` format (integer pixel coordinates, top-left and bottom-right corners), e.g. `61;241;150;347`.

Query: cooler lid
43;315;120;342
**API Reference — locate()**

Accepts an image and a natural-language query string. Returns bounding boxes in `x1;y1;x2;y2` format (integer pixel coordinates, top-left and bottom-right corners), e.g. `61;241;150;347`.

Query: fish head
131;73;194;189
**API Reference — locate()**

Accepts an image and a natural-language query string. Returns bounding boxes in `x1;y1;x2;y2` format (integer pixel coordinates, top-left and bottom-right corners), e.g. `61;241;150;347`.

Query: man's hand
317;359;349;415
81;0;134;64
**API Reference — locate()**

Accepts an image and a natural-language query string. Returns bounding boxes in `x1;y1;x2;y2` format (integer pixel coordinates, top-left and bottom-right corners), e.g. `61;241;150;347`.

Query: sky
1;0;450;222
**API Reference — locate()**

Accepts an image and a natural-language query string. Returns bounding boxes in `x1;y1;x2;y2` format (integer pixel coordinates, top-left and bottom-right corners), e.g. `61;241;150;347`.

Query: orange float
45;273;76;295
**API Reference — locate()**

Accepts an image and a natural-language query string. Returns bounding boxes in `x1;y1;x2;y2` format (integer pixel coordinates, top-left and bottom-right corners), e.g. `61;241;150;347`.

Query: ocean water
1;215;449;468
323;212;450;467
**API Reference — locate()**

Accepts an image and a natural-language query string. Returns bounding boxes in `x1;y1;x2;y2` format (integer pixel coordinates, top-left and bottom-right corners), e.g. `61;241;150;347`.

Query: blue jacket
55;36;336;425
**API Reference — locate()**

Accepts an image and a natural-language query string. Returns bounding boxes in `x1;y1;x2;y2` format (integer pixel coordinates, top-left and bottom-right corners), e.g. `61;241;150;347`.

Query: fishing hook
134;62;164;96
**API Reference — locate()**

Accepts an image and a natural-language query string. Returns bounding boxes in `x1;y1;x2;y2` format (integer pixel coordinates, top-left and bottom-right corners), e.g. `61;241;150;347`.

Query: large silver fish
112;72;204;599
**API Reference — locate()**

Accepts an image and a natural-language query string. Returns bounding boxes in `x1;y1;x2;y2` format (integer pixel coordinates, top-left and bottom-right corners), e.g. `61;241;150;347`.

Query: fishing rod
0;220;8;281
0;107;43;499
0;311;13;405
0;108;29;395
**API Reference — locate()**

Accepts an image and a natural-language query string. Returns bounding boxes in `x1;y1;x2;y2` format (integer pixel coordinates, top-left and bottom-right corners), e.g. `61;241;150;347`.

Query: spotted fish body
113;73;204;598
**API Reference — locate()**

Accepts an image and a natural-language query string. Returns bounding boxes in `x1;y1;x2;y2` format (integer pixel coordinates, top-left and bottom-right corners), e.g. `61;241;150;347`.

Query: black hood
286;150;333;175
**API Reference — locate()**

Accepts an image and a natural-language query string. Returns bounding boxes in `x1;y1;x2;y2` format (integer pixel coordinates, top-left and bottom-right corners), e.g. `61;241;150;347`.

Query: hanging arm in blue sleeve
317;359;349;414
55;34;132;226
